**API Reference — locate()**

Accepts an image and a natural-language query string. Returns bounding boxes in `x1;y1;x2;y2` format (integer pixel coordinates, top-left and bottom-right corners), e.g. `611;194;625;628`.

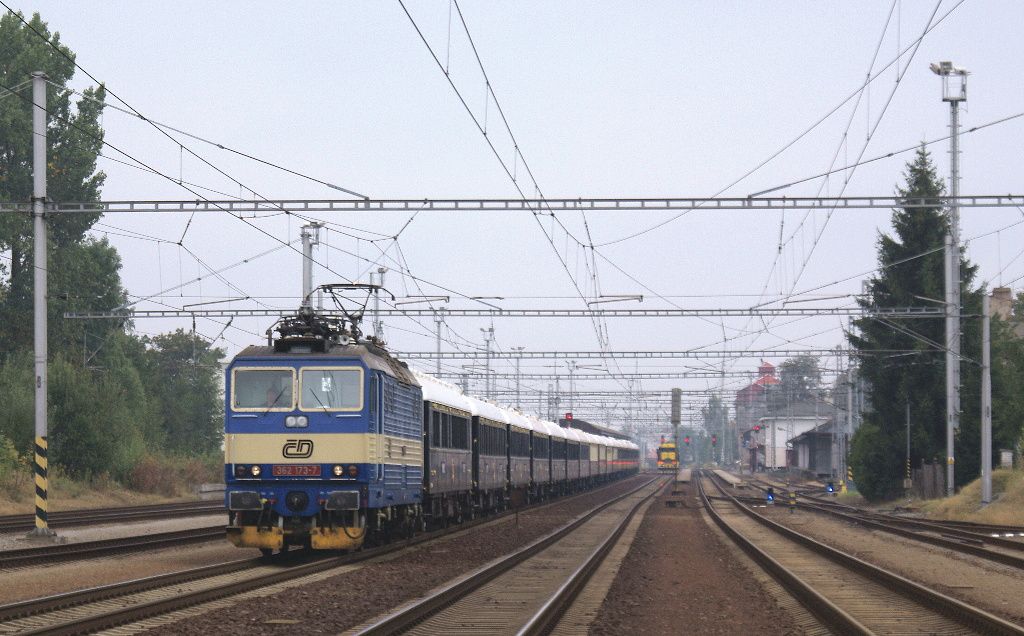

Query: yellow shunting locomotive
656;436;679;472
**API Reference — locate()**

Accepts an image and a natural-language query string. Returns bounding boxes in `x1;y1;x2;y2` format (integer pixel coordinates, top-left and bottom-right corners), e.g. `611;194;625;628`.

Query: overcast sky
8;1;1024;440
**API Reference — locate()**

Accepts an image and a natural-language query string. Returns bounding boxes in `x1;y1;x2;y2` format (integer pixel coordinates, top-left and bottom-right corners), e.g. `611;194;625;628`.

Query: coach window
232;368;294;411
431;410;442;447
299;367;363;411
441;412;452;448
510;428;529;457
451;415;469;450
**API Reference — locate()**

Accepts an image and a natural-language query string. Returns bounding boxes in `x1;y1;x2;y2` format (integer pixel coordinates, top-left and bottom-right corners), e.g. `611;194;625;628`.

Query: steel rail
353;477;662;636
695;473;870;634
517;481;663;635
703;472;1024;635
0;556;259;623
2;476;646;635
0;501;223;533
796;500;1024;565
747;479;1024;555
2;194;1022;214
0;525;224;568
797;491;1024;536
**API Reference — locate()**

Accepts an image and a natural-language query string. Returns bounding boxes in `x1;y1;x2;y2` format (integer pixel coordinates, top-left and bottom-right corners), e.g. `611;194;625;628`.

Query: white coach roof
469;396;510;424
413;370;475;413
562;427;584;443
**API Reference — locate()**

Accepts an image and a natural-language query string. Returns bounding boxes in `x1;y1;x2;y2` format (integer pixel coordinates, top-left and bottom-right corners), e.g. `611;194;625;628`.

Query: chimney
991;287;1013;320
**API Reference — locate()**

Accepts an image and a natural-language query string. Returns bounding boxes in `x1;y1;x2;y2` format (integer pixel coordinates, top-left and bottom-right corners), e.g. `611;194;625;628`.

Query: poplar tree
0;11;116;353
0;13;225;480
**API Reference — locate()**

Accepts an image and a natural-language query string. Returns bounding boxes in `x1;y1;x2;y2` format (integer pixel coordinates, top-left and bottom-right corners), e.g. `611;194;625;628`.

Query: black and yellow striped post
32;435;53;535
788;490;796;514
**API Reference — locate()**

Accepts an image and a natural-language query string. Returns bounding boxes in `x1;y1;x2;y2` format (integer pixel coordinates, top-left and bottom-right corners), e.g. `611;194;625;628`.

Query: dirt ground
591;479;804;636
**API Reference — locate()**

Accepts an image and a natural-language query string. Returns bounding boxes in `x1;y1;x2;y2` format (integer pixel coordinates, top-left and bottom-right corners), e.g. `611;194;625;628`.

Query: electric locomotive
224;305;423;555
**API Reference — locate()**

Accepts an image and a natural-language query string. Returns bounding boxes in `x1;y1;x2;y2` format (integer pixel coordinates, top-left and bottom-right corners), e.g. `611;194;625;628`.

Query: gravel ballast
589;479;803;636
149;476;650;635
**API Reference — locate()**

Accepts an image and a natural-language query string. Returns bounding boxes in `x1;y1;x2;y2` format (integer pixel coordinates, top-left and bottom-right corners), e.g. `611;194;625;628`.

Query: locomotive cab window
232;368;294;411
299;367;363;411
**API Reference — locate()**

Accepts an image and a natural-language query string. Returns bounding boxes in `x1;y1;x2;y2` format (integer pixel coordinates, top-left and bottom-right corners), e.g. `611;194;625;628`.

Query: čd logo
282;439;314;458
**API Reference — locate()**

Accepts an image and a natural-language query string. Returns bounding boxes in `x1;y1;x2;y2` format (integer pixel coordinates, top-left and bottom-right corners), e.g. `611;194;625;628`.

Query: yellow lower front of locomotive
226;522;366;551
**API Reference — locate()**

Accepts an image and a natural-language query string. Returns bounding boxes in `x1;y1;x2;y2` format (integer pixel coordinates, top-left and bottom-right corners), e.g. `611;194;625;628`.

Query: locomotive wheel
259;548;274;558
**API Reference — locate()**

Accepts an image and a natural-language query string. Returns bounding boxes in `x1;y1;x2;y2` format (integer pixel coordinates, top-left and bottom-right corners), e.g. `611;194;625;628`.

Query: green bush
128;452;222;496
0;434;31;499
0;353;34;452
849;421;904;501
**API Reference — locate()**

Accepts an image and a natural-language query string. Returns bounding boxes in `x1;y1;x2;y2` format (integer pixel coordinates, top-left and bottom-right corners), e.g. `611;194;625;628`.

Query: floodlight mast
931;60;967;497
299;222;323;310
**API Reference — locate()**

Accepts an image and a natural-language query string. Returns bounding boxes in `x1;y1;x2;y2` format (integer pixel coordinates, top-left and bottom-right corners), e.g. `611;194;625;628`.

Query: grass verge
920;468;1024;525
0;452;222;516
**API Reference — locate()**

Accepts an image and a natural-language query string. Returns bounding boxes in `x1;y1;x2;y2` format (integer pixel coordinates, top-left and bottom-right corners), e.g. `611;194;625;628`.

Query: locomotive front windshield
300;368;363;411
233;368;294;409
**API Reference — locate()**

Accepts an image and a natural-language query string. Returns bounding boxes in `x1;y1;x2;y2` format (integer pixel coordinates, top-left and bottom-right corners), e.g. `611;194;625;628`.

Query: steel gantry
432;370;837;381
4;194;1023;215
394;348;930;360
62;306;944;320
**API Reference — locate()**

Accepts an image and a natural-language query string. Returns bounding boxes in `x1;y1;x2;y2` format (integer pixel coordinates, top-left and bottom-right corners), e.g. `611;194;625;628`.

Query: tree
991;293;1024;458
141;330;225;455
848;146;982;500
0;11;112;353
0;13;225;483
701;395;728;463
767;355;822;413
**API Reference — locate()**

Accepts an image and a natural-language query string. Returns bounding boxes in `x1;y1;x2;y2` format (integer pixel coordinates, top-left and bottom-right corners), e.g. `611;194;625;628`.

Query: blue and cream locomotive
224;302;639;554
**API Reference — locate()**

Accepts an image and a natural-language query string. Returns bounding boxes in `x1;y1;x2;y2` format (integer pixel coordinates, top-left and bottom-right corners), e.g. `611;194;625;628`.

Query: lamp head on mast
930;61;968;102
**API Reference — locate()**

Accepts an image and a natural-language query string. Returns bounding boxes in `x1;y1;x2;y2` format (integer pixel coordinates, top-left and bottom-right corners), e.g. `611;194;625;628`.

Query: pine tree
848;146;981;500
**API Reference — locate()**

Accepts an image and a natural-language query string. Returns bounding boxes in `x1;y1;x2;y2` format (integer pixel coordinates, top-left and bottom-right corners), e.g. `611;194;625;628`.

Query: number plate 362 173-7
272;464;321;477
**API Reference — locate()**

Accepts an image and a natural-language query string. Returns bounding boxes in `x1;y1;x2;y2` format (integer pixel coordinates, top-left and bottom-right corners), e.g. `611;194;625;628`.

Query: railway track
699;471;1024;635
353;476;664;635
0;477;648;635
0;501;223;534
738;476;1024;568
0;525;224;569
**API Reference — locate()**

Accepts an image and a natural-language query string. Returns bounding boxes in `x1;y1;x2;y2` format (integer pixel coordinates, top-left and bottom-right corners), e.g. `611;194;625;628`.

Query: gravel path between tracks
589;480;803;636
760;504;1024;624
146;477;649;636
0;513;224;552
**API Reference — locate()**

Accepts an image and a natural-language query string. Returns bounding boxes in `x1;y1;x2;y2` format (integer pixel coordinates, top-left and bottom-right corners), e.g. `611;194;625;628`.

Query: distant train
223;305;639;555
656;437;679;472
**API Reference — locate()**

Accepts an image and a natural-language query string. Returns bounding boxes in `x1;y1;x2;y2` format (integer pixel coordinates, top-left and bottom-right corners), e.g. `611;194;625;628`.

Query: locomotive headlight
234;465;247;478
347;465;359;478
250;465;262;477
332;464;345;477
296;415;308;427
285;416;297;427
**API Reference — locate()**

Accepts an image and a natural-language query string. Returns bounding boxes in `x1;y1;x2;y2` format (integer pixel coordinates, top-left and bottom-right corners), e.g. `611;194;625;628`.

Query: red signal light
684;436;691;445
711;434;718;446
753;425;761;432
